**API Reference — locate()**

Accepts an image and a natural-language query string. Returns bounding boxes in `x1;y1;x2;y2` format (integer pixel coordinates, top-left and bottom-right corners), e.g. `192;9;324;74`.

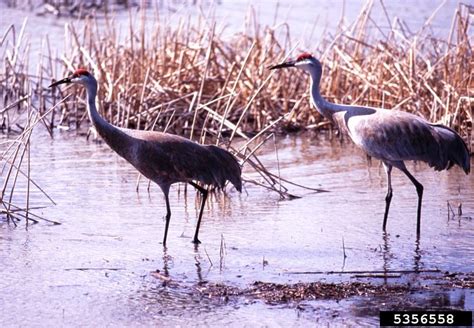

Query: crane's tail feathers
207;145;243;192
432;124;470;174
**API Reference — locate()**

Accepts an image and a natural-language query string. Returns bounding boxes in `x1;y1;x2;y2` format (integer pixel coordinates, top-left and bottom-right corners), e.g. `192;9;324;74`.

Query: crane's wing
136;133;242;190
347;109;470;173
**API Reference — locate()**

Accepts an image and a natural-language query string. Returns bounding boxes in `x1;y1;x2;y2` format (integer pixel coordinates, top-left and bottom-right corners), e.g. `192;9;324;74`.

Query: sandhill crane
50;69;242;245
270;53;470;236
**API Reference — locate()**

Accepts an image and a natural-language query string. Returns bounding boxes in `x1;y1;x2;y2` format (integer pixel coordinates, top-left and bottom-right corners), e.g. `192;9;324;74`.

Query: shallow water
1;131;473;326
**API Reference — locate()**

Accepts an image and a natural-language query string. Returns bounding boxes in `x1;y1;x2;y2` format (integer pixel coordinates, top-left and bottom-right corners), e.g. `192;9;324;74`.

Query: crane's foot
192;238;202;244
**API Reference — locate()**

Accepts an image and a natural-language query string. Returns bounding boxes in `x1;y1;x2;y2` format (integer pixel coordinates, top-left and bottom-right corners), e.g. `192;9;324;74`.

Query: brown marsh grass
0;102;60;226
39;1;473;146
0;21;60;225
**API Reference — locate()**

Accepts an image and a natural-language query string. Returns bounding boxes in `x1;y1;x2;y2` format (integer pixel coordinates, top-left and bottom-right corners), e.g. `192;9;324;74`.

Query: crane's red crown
296;52;313;61
72;68;91;77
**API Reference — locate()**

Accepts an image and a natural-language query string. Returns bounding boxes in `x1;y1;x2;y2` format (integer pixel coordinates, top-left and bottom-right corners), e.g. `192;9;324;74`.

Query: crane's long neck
85;79;133;157
85;79;110;131
308;64;345;121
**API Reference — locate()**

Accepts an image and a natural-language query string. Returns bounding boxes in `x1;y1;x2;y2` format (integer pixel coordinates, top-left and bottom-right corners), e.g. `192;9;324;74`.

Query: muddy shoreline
150;270;474;306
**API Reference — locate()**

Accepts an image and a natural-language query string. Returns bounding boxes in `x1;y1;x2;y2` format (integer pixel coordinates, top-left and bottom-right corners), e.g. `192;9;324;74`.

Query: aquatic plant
2;2;472;142
37;1;472;145
0;22;60;225
0;104;60;226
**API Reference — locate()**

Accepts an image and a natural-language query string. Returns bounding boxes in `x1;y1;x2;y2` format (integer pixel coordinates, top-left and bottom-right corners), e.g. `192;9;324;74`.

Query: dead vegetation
0;103;60;226
2;2;472;140
192;271;474;305
0;20;62;225
195;280;410;304
20;1;474;148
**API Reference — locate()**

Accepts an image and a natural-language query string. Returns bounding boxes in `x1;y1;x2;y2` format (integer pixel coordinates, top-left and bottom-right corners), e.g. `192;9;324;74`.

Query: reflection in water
413;239;422;272
381;233;392;283
377;233;425;279
162;246;171;278
0;132;472;327
193;246;213;283
195;256;204;282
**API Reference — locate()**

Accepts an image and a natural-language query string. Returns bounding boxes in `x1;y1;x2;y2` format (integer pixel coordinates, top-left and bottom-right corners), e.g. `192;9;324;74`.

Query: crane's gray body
50;70;241;244
102;127;242;194
270;54;470;236
331;106;470;173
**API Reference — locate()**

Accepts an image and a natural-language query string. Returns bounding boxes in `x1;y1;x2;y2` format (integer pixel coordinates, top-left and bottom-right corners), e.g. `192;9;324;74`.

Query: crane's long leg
162;185;172;245
382;162;393;231
189;181;208;244
400;167;424;236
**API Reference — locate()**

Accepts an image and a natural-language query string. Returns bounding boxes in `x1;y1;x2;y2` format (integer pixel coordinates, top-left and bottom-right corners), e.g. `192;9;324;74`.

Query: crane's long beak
49;77;71;88
268;60;295;70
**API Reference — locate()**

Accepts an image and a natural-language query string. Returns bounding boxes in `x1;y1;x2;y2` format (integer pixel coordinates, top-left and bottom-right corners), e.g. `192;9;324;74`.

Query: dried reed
0;21;61;225
0;103;61;225
40;2;471;144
